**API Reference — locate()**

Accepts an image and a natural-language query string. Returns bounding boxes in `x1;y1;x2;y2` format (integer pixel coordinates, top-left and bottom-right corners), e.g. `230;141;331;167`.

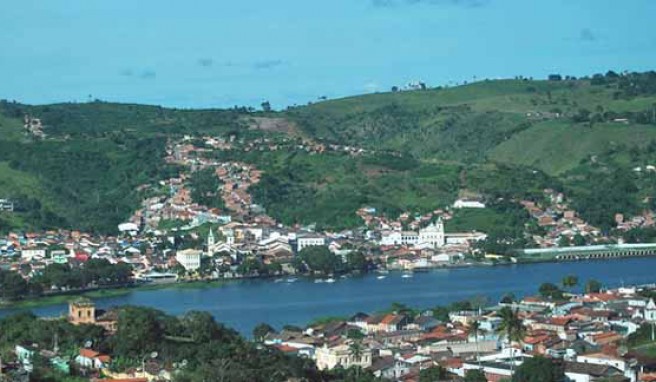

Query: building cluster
263;285;656;382
521;189;602;248
6;299;173;382
23;115;45;138
616;212;656;232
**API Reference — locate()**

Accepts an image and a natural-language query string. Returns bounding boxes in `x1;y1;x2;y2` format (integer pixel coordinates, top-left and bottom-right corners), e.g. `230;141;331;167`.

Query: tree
497;306;524;373
538;283;563;300
183;311;221;343
0;270;29;301
547;74;562;81
512;356;564;382
252;323;275;341
470;320;481;367
419;365;447;382
347;328;365;340
346;251;368;272
464;369;487;382
113;307;164;358
298;246;342;275
561;275;578;290
261;101;272;112
585;279;602;293
500;293;516;304
572;234;586;246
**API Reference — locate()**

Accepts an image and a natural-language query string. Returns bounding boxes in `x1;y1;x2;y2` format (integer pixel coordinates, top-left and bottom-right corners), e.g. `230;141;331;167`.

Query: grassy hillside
489;121;656;175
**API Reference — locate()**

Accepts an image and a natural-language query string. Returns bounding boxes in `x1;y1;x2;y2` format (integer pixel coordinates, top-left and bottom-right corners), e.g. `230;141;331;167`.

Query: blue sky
1;0;655;108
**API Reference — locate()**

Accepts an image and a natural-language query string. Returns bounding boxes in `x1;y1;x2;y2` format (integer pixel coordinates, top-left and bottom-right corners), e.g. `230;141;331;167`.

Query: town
4;280;656;381
2;134;656;381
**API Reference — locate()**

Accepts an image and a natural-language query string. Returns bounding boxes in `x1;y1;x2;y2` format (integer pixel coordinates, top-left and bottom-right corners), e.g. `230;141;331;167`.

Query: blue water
2;0;656;108
2;258;656;336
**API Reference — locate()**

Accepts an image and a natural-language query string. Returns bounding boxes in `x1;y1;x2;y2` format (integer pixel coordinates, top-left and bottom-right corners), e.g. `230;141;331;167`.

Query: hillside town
2;134;656;292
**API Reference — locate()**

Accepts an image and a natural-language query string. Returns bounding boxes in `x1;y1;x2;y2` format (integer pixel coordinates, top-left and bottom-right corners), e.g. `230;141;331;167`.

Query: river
2;258;656;336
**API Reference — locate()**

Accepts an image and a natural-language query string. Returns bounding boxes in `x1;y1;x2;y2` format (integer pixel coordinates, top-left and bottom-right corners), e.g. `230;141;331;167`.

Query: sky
1;0;656;109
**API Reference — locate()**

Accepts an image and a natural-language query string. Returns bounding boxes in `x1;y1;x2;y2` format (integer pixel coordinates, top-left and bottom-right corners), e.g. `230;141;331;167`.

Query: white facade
21;249;46;261
297;235;326;251
453;199;486;209
176;249;202;271
315;343;372;370
381;220;445;248
646;299;656;322
418;219;445;248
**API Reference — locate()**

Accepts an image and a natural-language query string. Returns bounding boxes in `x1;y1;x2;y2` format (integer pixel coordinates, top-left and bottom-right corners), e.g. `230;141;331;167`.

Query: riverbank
3;253;656;311
0;279;228;310
3;257;656;335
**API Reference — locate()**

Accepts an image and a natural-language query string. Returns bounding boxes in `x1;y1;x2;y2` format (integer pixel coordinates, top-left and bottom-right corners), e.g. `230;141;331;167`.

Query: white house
296;233;326;252
20;248;46;261
315;342;372;370
176;249;202;271
380;231;422;247
453;199;486;209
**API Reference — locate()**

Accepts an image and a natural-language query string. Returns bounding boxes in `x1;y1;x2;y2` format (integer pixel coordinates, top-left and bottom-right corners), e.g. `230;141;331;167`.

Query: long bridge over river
517;243;656;262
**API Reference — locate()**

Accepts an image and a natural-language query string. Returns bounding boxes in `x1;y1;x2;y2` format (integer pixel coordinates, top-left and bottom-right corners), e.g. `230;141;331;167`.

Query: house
564;361;625;382
75;348;111;369
175;249;202;271
295;233;326;252
315;341;373;370
453;199;486;209
407;316;441;332
371;356;412;380
15;344;36;364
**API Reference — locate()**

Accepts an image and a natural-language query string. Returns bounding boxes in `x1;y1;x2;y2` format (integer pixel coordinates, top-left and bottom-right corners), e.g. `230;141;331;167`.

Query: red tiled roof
79;349;100;358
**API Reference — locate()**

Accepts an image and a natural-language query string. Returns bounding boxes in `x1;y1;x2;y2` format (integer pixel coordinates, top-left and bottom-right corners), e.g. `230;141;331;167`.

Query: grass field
489;121;656;175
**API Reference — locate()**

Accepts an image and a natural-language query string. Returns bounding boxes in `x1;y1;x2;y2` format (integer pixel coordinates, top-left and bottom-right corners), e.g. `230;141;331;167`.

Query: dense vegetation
3;71;656;237
0;306;380;382
0;259;133;301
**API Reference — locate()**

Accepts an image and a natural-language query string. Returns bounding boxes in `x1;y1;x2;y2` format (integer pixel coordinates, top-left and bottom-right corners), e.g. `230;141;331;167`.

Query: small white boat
314;279;324;283
377;275;387;280
325;278;336;283
401;273;413;278
274;278;285;283
286;278;298;283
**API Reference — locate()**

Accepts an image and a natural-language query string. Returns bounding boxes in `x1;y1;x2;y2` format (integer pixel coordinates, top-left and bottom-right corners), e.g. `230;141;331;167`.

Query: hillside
1;71;656;235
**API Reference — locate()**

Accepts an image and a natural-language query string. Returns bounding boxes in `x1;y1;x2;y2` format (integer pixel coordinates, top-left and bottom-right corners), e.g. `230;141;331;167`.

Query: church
380;219;446;248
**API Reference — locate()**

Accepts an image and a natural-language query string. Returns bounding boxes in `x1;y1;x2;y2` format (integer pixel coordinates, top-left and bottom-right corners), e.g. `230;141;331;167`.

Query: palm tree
349;339;364;377
470;320;481;368
496;307;525;373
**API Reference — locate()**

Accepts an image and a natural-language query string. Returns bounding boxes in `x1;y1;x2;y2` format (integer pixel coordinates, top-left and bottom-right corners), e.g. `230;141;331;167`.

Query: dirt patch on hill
244;117;301;136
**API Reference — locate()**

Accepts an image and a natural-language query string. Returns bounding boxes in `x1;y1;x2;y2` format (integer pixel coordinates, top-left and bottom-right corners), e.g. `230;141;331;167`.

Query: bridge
516;243;656;262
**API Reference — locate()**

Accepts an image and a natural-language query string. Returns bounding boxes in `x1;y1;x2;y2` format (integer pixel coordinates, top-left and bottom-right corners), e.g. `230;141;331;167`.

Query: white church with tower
380;218;446;248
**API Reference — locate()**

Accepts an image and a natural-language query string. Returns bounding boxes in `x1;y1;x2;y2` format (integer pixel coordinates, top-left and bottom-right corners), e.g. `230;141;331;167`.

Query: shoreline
2;254;655;311
0;279;229;310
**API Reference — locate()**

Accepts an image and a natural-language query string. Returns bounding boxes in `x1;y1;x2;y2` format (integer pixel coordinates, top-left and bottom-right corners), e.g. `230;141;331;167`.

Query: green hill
1;71;656;234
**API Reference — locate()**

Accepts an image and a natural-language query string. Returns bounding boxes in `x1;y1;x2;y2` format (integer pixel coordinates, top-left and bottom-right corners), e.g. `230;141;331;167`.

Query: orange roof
523;334;550;345
585;293;619;302
381;314;397;325
275;344;298;353
79;349;100;358
548;317;572;326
